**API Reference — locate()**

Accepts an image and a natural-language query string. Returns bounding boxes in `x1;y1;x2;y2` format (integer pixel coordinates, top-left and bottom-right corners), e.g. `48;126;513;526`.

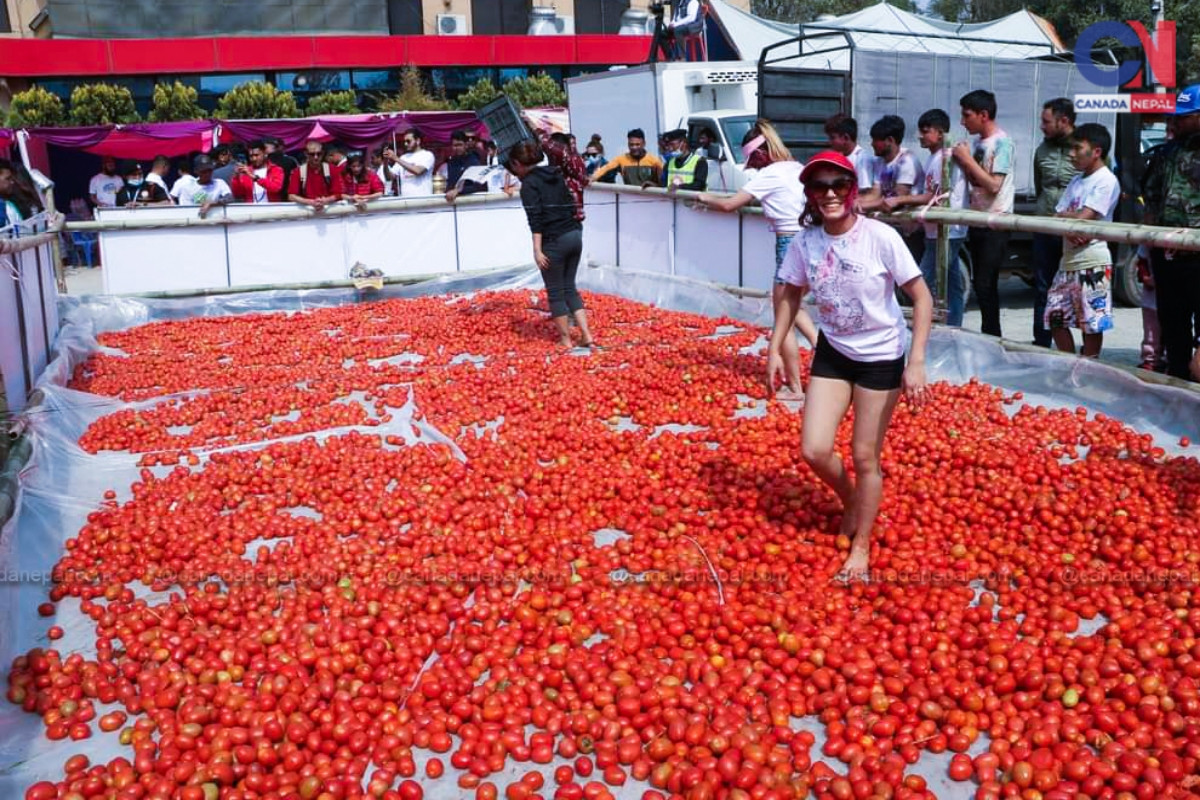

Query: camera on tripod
649;1;669;17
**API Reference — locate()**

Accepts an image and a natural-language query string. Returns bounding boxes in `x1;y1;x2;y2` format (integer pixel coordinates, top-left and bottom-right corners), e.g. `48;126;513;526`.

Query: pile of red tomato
12;290;1200;800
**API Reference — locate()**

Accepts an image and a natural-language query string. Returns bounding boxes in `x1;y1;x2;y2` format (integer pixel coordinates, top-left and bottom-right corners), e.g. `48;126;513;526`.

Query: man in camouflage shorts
1143;84;1200;381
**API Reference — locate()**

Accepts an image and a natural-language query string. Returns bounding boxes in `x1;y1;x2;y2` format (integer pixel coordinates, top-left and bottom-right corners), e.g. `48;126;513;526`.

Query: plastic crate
478;95;532;162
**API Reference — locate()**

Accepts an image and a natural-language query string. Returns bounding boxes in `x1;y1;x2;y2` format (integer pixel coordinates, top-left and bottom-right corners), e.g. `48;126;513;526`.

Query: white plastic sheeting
0;264;1197;796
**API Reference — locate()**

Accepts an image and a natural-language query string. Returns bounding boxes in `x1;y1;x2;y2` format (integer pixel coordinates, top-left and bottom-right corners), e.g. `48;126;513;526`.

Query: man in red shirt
288;140;343;210
230;140;285;203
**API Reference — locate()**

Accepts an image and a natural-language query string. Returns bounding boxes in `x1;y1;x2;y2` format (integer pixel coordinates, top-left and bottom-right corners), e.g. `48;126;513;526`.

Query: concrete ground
63;265;1149;369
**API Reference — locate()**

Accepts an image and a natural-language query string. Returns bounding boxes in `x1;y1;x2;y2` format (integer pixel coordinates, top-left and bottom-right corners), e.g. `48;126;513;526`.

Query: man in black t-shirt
115;161;170;207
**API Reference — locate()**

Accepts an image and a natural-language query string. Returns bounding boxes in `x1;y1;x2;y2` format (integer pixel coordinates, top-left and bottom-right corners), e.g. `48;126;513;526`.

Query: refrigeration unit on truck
757;31;1143;304
566;61;761;192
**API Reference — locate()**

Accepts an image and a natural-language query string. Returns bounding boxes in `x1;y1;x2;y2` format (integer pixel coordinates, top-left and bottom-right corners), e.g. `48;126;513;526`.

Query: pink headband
741;135;766;161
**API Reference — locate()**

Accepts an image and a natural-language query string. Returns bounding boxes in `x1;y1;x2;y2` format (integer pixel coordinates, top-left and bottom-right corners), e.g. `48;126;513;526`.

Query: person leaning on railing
341;154;385;211
695;119;819;399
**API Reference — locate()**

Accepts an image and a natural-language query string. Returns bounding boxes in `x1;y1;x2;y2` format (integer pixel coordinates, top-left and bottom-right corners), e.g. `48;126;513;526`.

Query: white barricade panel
583;191;617;266
99;207;232;294
345;204;458;277
673;202;740;286
0;255;28;410
226;215;348;286
616;193;673;274
39;242;59;348
456;202;531;272
741;214;777;291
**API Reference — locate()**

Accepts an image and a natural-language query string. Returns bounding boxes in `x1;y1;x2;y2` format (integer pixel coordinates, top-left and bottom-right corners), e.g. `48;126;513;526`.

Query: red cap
800;150;856;184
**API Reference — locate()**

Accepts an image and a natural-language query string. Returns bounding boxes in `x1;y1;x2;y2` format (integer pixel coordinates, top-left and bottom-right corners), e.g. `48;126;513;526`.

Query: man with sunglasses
288;140;343;211
391;128;435;197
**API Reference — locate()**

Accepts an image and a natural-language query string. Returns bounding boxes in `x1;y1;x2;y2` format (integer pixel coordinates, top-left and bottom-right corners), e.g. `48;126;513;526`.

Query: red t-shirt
288;164;343;199
344;171;385;196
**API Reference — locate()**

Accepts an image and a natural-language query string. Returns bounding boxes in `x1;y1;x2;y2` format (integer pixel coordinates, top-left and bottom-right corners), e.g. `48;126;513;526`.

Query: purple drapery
219;121;319;151
221;113;485;150
25;126;114;149
400;113;486;146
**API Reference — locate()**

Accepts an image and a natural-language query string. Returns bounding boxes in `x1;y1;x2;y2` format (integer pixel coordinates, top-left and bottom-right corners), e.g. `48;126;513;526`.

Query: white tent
705;0;1066;68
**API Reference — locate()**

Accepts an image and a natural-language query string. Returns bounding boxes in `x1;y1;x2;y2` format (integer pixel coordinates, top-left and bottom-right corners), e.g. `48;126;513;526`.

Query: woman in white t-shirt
696;121;819;400
771;151;933;583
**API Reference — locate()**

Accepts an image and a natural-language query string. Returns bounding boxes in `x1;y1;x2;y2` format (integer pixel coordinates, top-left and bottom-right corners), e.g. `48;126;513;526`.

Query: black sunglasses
806;176;855;196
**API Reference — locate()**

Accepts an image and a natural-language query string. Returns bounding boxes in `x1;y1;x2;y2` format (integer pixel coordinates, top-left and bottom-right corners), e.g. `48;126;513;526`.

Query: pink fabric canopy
21;112;491;159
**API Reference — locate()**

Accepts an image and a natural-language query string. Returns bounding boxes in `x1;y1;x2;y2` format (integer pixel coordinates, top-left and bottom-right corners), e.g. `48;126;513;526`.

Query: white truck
565;61;760;192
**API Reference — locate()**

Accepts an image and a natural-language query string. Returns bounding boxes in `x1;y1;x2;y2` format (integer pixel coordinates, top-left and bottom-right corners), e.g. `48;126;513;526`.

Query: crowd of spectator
50;92;1200;381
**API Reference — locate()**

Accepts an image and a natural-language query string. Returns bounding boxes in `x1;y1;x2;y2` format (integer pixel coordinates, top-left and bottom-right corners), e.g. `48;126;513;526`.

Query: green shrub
215;81;300;119
69;82;140;126
148;81;205;122
305;90;359;116
375;66;451;112
455;78;501;111
7;86;67;127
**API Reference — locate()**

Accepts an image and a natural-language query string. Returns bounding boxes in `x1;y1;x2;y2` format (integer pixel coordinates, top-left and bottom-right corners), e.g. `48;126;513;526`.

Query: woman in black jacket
506;140;597;349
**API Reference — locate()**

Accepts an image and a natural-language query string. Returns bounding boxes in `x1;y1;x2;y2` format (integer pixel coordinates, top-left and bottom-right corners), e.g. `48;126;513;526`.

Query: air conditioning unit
554;15;575;34
436;14;467;35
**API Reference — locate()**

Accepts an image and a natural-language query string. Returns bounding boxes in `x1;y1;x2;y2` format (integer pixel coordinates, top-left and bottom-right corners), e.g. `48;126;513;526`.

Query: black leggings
541;228;584;318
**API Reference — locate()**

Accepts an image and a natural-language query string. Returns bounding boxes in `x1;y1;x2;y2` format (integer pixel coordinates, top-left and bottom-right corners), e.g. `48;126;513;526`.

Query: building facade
0;1;749;112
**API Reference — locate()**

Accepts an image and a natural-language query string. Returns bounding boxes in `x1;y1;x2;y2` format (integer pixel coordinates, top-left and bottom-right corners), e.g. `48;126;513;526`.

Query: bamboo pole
891;207;1200;252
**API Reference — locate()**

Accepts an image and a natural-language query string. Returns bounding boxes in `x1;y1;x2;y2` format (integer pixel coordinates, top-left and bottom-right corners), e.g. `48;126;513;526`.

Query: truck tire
1114;251;1143;308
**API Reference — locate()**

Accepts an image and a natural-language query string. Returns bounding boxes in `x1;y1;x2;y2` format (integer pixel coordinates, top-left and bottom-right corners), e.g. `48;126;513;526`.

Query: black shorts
809;333;905;391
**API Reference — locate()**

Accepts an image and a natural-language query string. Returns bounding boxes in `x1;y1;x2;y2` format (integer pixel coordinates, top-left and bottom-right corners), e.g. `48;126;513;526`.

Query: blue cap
1174;84;1200;115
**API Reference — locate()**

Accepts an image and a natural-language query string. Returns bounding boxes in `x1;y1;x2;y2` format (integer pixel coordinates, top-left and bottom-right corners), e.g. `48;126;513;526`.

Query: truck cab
686;111;757;192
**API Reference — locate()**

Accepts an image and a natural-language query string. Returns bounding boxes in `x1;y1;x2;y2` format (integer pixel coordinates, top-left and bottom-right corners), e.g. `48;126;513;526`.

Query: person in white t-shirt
146;155;171;197
953;90;1015;338
696;120;819;399
1046;123;1120;358
824;114;875;191
859;115;921;211
772;150;932;584
169;157;197;206
882;109;969;326
88;156;123;209
393;128;436;197
188;155;234;219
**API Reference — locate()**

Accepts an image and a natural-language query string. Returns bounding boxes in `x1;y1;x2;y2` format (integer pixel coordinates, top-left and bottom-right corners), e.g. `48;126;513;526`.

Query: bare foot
834;548;870;584
559;336;574;349
775;386;805;405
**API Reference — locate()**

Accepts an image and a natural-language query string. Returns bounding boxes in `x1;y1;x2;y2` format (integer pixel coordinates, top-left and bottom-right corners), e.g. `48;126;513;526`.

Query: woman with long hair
341;154;385;209
696;120;819;400
506;140;596;349
770;151;933;583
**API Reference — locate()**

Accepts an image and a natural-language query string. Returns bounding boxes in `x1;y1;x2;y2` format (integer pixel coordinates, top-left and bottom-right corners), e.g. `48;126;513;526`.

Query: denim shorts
774;234;795;283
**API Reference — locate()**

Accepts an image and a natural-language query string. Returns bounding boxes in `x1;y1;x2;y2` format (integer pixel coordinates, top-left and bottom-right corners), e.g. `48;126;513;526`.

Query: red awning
0;35;652;78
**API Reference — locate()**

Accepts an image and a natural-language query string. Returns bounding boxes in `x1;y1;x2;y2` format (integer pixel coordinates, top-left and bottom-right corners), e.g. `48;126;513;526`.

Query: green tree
69;83;139;126
305;90;359;116
455;78;501;111
215;80;300;119
501;73;567;109
7;86;67;127
148;81;205;122
375;66;451;112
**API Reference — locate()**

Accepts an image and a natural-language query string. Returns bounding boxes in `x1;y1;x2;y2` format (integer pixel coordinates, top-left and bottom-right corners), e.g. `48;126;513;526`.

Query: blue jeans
774;233;795;280
919;237;966;327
